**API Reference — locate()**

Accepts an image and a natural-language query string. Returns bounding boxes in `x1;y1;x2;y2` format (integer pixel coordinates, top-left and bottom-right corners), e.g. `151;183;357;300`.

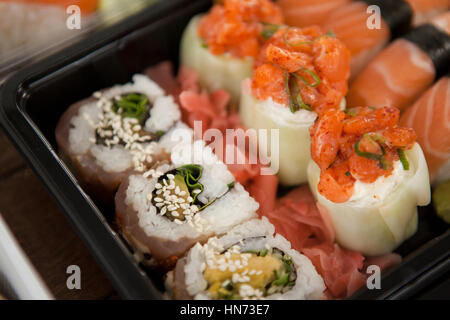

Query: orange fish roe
310;106;417;203
251;26;350;114
198;0;284;58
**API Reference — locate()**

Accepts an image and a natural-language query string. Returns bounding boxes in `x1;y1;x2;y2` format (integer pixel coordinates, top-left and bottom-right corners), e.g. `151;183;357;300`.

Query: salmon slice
322;2;391;80
406;0;450;25
431;10;450;34
347;39;435;110
347;12;450;110
277;0;352;28
400;76;450;183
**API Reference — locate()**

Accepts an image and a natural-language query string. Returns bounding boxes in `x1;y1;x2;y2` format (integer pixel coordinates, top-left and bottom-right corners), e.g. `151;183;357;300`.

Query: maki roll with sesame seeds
115;140;259;269
168;217;325;300
55;74;191;204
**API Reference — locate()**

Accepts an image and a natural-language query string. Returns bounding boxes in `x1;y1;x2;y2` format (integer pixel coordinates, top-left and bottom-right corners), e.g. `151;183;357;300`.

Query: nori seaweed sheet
403;24;450;79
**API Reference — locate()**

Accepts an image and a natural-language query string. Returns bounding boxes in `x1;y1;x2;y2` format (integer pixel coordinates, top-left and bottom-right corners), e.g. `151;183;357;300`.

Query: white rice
183;217;326;300
171;140;235;203
125;141;258;242
68;74;187;173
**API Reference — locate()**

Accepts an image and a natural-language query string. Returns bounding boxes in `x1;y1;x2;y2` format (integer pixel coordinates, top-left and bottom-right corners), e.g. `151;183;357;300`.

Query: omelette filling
204;247;297;299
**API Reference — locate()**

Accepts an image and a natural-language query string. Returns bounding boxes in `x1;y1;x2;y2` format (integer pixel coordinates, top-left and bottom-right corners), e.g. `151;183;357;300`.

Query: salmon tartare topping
310;106;417;203
251;26;351;114
198;0;284;59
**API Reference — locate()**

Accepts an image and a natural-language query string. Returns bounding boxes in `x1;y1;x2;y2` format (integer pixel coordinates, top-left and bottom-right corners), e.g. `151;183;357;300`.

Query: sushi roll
55;74;190;204
168;217;325;300
240;26;350;185
180;0;284;102
347;12;450;110
115;140;259;268
406;0;450;25
307;106;431;256
400;75;450;184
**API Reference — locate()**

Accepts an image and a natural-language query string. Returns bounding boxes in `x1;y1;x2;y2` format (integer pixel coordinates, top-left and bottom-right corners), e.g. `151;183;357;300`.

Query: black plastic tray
0;0;448;300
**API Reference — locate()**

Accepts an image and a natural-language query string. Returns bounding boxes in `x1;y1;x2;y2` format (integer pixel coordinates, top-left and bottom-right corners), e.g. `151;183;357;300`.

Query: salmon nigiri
277;0;352;28
400;76;450;184
407;0;450;25
347;12;450;111
322;1;414;80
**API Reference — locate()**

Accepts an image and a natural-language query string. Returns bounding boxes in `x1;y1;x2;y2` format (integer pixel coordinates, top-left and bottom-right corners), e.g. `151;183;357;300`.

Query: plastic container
0;0;448;299
0;214;53;300
0;0;158;84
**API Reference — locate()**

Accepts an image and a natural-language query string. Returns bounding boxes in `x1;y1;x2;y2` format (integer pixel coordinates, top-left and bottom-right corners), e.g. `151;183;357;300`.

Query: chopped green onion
397;148;410;170
355;137;393;170
325;30;336;38
284;69;313;113
274;269;280;280
282;254;292;264
201;43;208;49
273;273;289;286
156;130;165;138
365;133;386;144
225;282;233;291
344;108;357;117
345;171;351;176
296;91;313;111
113;93;150;124
284;69;299;113
218;288;233;300
283;27;313;47
378;156;392;170
227;181;235;189
200;197;217;211
354;139;383;161
175;164;204;203
245;249;268;256
292;68;321;88
261;22;280;39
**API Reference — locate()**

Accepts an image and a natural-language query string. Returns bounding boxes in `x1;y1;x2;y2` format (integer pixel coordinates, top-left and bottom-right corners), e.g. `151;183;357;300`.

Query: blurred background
0;0;159;83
